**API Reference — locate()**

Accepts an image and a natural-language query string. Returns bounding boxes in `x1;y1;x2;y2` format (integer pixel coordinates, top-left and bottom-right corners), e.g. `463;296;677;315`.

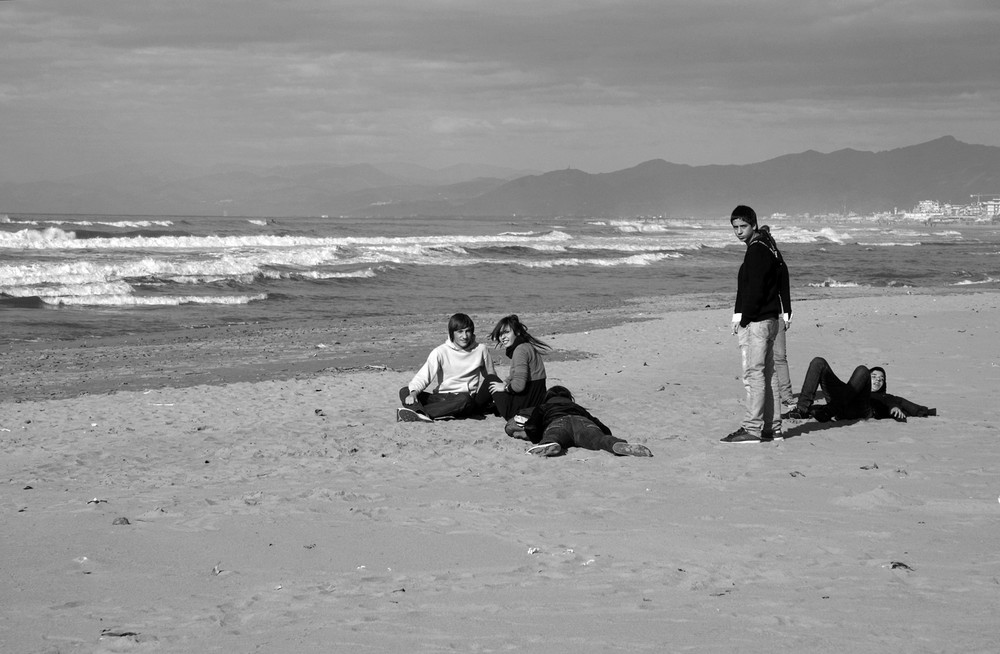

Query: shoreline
1;285;993;403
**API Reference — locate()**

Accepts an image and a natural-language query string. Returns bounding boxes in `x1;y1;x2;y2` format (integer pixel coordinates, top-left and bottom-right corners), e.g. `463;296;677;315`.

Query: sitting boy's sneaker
720;427;761;444
526;443;562;457
612;442;653;457
396;407;432;423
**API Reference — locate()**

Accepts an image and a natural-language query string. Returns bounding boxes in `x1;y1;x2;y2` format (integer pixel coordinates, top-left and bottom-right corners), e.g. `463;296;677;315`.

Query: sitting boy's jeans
398;387;476;419
738;319;781;436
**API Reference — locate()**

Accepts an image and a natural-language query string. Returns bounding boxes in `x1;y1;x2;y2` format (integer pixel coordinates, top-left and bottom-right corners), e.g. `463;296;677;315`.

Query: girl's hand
490;381;507;394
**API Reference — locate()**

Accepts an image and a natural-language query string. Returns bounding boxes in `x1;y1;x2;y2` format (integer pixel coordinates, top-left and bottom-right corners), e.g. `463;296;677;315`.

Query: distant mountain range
2;136;999;218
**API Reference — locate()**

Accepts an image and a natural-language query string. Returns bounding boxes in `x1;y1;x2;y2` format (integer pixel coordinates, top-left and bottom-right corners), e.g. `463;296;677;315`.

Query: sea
2;213;999;347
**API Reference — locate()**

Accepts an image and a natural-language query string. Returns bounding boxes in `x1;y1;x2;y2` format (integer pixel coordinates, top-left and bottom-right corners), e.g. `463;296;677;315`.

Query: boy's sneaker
612;442;653;457
526;443;562;457
720;427;761;444
761;431;784;442
396;407;432;423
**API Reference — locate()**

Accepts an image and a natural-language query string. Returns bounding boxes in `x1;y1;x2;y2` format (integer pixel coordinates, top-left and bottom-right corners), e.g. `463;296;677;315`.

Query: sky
2;0;999;183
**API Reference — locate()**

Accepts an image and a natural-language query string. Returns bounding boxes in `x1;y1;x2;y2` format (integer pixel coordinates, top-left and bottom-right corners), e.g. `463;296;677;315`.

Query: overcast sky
2;0;998;182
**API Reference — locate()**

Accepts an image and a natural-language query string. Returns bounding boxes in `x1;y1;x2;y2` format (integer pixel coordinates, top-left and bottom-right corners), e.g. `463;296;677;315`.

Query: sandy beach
2;290;999;653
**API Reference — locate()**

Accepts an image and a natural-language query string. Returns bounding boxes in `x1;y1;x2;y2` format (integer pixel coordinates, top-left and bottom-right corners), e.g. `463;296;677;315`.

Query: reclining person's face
870;369;885;392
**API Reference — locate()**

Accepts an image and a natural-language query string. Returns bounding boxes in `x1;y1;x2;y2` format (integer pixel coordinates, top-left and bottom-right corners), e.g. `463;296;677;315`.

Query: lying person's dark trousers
795;357;873;421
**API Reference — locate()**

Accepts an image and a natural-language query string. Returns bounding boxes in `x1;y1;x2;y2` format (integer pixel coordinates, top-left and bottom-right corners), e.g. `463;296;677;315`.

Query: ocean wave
804;227;854;244
607;220;673;234
0;257;268;287
44;293;268;307
2;281;134;298
263;268;378;281
521;252;682;268
5;218;174;228
807;278;867;288
856;242;921;247
0;226;575;251
951;277;999;286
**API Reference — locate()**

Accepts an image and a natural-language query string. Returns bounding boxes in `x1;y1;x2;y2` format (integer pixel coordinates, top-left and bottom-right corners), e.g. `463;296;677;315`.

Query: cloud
1;0;998;181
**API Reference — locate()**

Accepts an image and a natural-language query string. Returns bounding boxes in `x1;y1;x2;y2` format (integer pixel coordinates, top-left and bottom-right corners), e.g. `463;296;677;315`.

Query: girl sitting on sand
486;314;549;420
784;358;936;423
513;386;652;458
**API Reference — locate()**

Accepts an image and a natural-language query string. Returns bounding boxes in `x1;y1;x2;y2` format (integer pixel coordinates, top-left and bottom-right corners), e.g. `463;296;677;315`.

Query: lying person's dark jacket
869;365;936;420
869;392;935;419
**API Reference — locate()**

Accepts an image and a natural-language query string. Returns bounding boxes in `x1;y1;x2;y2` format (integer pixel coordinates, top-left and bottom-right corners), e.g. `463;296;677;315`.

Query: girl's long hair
489;314;551;352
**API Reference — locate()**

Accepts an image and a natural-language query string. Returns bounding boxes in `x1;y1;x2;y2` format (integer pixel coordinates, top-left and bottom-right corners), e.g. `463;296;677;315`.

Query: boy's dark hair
730;205;758;228
448;313;475;341
544;385;574;403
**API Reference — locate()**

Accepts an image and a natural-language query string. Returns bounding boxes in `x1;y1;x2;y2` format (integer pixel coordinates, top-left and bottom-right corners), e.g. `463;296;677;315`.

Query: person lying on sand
783;357;936;423
507;385;652;458
397;312;496;422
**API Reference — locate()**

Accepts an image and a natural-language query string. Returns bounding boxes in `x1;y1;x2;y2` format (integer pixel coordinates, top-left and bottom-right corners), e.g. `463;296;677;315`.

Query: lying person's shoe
396;407;432;422
783;408;809;420
612;442;653;457
526;443;562;457
720;427;761;443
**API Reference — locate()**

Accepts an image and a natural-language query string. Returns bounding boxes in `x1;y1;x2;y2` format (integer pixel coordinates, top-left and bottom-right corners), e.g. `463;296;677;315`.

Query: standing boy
723;205;783;443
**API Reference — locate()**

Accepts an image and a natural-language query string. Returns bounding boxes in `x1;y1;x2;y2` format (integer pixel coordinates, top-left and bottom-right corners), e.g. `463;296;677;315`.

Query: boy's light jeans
738;319;782;436
773;316;793;406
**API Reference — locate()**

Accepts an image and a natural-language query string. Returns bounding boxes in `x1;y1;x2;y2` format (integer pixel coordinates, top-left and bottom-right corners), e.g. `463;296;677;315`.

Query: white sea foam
0;226;574;251
5;218;173;228
856;242;920;247
45;293;267;307
3;281;135;298
807;278;866;288
952;277;999;286
608;220;673;234
521;252;681;268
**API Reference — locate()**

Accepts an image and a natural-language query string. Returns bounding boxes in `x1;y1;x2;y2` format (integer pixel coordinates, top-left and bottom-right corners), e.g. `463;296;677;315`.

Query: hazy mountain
369;162;539;185
1;136;997;217
457;136;1000;218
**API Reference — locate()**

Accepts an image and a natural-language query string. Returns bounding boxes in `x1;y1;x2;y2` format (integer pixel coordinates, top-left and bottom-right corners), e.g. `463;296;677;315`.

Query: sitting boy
397;313;496;422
